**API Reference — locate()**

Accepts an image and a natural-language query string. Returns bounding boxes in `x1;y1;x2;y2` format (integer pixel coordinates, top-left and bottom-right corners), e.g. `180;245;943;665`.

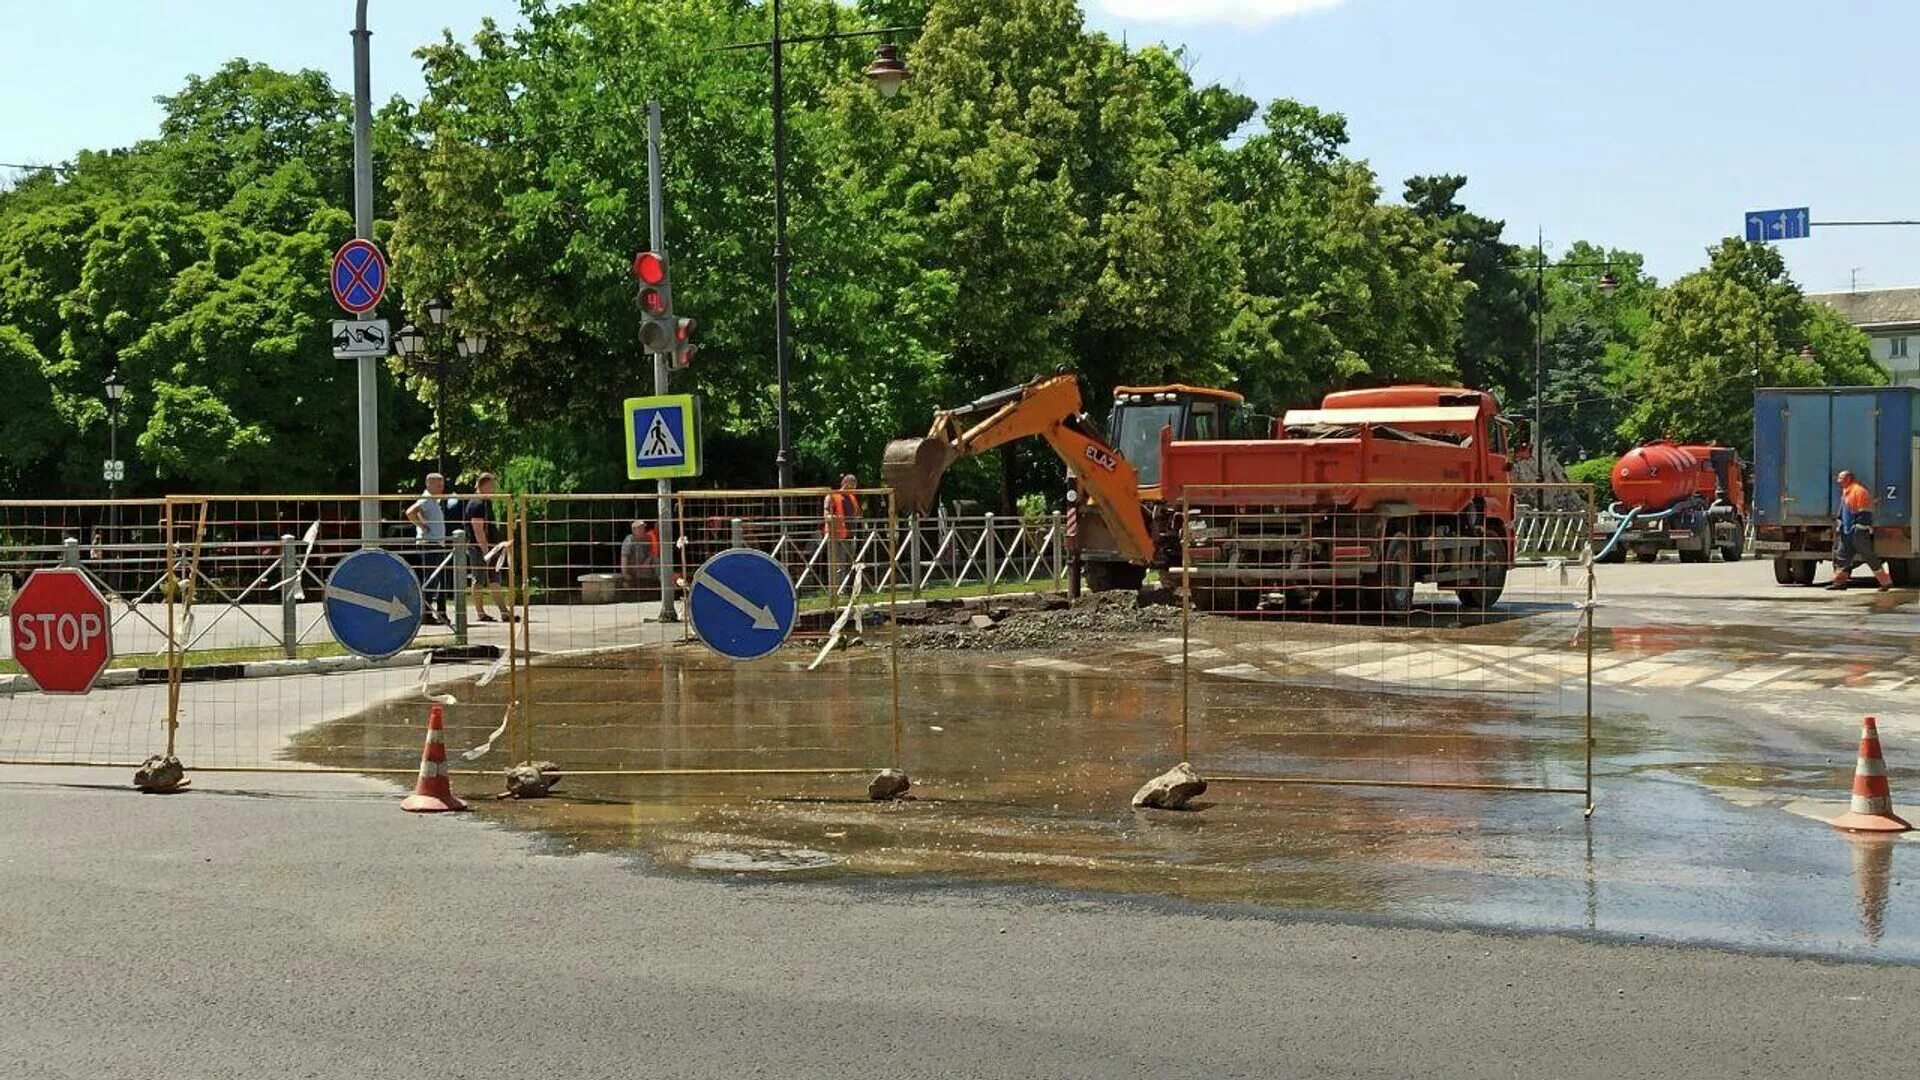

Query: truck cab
1107;385;1249;490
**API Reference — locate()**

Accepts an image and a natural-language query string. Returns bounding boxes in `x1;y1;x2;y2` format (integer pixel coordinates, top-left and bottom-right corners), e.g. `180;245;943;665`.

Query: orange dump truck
1160;386;1518;611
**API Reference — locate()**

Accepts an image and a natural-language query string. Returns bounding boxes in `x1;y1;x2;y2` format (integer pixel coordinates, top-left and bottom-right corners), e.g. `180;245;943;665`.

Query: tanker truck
1591;441;1746;564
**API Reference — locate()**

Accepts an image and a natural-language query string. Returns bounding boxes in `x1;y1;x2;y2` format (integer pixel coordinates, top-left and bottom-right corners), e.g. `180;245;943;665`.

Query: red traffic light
638;286;669;317
632;251;667;286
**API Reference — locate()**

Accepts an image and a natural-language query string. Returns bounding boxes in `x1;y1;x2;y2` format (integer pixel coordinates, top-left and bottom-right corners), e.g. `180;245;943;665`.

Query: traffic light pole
351;0;379;545
647;101;679;623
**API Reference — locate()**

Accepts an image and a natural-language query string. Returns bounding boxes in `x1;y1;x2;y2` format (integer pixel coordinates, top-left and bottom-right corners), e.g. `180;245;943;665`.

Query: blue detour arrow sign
324;549;423;660
688;549;797;661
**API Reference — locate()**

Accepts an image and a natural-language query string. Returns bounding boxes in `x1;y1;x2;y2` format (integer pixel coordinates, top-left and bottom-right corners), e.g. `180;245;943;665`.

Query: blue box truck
1751;386;1920;586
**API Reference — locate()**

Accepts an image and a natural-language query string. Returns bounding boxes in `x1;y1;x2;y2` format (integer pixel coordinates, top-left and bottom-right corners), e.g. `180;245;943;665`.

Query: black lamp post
1506;234;1624;467
396;298;482;477
726;8;916;488
103;369;125;500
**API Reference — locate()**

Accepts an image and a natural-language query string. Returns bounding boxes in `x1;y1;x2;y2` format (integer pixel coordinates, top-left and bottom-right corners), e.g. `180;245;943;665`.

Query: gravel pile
902;591;1183;652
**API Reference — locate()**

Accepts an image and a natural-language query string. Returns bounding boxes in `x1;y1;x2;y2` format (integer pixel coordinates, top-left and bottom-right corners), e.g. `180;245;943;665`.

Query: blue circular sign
688;549;799;662
324;549;423;660
331;238;388;315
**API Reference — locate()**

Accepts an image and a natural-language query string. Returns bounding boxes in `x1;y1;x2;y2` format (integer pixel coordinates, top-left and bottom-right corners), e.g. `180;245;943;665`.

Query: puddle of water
301;635;1920;962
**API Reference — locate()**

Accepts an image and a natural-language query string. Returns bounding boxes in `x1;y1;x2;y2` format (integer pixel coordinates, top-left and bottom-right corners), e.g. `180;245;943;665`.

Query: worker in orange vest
823;474;861;591
1831;469;1891;591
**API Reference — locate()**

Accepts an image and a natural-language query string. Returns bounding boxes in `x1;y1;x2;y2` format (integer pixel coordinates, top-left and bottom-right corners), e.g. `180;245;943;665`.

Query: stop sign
8;568;114;694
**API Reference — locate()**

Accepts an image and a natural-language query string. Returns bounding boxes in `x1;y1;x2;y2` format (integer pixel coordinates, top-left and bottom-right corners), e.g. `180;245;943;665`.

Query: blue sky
1;0;1913;293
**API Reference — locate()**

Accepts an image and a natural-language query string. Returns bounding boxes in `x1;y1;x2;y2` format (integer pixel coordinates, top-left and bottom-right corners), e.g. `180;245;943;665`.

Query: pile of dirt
901;591;1183;652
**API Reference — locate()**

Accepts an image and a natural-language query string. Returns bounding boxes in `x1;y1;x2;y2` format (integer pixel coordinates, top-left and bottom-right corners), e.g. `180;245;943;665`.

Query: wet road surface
298;567;1920;962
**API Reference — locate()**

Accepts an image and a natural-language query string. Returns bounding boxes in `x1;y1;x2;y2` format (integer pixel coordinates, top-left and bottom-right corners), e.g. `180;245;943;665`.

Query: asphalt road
5;768;1918;1080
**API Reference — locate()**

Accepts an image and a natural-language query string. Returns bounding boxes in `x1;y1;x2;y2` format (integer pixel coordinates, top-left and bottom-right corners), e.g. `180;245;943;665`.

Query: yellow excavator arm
881;374;1157;564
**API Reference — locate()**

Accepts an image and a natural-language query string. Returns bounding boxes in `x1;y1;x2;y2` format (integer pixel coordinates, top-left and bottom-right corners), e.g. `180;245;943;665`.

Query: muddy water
302;635;1920;962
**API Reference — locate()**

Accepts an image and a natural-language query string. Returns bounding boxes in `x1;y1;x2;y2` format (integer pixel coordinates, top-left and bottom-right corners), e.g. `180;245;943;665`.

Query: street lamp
726;7;918;488
103;369;125;500
396;306;478;478
1504;232;1624;470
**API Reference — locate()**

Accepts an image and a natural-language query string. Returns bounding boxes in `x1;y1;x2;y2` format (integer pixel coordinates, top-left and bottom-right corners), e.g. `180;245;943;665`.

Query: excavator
880;373;1246;591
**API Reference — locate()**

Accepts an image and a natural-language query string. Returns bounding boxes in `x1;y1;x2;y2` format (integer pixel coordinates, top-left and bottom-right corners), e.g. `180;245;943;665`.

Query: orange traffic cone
401;703;467;813
1831;716;1910;833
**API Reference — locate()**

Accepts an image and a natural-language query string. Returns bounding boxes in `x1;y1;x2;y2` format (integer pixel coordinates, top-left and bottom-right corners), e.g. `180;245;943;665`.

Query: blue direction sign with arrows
1745;207;1811;243
324;549;423;660
688;549;798;662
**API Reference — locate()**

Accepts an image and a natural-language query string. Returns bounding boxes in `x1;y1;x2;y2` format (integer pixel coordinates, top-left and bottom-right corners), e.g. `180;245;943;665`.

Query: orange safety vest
825;491;859;539
1843;481;1873;514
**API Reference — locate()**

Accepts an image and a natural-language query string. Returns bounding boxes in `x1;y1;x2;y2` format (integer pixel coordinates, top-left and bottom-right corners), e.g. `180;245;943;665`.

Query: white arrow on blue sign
324;549;423;660
688;548;798;662
1745;207;1811;243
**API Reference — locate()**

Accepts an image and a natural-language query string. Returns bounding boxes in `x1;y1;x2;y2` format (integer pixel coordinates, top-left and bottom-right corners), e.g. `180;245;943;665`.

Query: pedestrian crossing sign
623;394;702;480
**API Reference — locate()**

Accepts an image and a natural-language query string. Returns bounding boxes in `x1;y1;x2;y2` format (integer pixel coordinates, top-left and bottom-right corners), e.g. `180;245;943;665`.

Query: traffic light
633;250;675;353
673;317;697;369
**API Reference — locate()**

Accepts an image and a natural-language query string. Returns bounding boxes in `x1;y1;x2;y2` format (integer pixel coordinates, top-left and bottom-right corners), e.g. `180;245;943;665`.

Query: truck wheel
1594;542;1627;564
1791;561;1817;587
1773;558;1796;585
1633;548;1660;564
1678;547;1708;565
1373;535;1414;619
1892;559;1920;589
1720;540;1743;563
1452;532;1508;612
1084;561;1146;594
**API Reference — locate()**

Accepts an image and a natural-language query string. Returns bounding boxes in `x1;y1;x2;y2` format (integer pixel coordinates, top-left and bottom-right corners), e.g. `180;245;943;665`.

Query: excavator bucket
882;437;958;515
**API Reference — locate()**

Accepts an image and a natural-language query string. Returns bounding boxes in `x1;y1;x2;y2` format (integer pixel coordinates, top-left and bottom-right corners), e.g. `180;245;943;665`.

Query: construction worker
824;474;861;592
1831;469;1892;591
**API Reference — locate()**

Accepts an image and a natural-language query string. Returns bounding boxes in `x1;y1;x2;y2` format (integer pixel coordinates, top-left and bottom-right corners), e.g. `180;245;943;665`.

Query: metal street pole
647;101;679;623
771;0;794;491
434;352;447;477
107;404;118;504
1533;227;1546;475
351;0;380;544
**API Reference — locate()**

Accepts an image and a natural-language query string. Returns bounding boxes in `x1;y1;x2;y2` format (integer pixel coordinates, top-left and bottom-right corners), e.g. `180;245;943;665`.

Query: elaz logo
1084;446;1117;471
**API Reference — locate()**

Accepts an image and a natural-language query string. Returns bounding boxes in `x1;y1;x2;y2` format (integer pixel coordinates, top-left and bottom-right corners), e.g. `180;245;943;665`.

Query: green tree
1404;174;1529;403
1621;239;1878;455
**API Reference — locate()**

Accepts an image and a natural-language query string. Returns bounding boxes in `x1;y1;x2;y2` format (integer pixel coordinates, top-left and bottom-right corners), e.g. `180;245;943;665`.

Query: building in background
1810;287;1920;387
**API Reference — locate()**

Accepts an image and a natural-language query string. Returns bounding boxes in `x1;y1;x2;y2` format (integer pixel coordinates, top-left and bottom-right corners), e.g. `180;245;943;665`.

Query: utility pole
771;0;793;490
647;101;679;623
351;0;380;544
1533;226;1546;473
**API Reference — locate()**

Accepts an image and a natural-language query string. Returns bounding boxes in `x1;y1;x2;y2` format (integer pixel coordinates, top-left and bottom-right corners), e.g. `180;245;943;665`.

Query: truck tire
1678;547;1708;565
1720;540;1743;562
1452;531;1508;611
1084;560;1146;594
1792;560;1817;587
1594;542;1627;564
1892;559;1920;589
1633;548;1660;564
1773;558;1796;585
1373;535;1414;619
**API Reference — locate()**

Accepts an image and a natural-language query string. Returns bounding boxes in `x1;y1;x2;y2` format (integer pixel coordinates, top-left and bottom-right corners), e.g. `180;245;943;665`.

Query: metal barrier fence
1173;483;1595;806
1513;507;1593;562
4;486;1594;818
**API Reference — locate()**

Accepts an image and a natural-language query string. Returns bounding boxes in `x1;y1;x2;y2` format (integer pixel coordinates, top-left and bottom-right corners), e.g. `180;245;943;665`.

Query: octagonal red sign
8;568;113;694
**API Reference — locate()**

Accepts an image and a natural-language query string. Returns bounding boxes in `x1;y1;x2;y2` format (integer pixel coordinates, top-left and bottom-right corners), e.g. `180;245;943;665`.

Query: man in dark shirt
464;472;515;623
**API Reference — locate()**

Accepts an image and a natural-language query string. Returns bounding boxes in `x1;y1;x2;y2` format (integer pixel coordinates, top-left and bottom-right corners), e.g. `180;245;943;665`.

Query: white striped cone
401;704;467;813
1832;716;1909;832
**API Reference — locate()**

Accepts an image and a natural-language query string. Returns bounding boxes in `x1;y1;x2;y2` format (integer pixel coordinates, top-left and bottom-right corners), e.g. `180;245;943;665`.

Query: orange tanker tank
1612;441;1710;512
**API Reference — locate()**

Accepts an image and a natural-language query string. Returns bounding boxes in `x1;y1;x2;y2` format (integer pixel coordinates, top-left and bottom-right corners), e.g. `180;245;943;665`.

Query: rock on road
3;768;1917;1079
